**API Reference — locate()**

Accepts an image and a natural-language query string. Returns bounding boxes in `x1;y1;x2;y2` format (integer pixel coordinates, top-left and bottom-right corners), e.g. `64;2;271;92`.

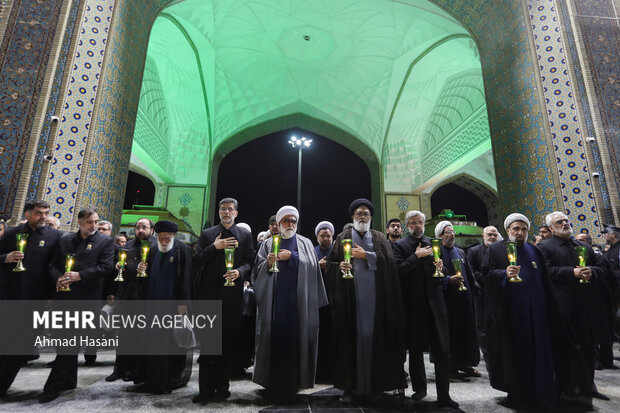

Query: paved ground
1;346;619;413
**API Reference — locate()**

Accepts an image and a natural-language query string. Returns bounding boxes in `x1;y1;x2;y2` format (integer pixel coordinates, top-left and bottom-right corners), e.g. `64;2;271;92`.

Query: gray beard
353;219;371;233
158;239;174;253
280;226;296;240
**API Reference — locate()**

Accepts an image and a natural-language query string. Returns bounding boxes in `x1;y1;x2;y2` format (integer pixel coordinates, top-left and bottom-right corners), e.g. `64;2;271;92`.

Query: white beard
353;219;371;233
279;225;297;240
158;239;174;253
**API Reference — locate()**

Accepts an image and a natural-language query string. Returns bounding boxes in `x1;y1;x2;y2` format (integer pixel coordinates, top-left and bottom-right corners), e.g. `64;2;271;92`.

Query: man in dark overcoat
392;210;457;408
192;197;254;404
0;200;63;396
538;211;609;401
40;208;114;403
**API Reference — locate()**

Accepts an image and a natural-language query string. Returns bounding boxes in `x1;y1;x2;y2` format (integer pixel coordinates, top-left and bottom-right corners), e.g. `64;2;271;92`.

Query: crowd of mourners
0;198;618;409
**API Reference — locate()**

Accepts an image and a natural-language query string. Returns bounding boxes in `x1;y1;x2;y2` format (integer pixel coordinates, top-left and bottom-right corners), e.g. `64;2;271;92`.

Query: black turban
154;220;178;233
348;198;374;217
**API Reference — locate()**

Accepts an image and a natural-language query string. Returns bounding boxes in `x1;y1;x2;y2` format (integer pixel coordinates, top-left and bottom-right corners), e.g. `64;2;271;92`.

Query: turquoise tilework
527;0;599;234
44;0;115;224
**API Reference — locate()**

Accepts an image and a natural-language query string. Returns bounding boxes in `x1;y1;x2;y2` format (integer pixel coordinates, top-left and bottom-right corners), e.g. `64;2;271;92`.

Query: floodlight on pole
288;136;312;218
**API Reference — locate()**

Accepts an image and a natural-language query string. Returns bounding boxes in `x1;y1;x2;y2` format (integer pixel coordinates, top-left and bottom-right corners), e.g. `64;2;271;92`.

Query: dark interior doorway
123;170;156;210
215;128;371;240
431;183;489;227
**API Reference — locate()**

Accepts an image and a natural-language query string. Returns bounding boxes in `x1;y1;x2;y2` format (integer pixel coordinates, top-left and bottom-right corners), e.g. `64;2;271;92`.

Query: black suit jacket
0;223;64;300
392;234;449;352
50;230;114;300
194;223;254;348
467;243;488;288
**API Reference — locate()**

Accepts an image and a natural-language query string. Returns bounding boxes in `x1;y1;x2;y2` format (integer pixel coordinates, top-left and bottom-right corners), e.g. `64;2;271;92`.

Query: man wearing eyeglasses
253;205;328;403
192;198;255;404
326;198;405;405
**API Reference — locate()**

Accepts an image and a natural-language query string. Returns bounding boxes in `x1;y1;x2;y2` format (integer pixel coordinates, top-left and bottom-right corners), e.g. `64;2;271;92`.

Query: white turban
434;220;453;238
504;213;530;230
236;222;251;234
315;221;334;237
276;205;299;225
257;231;267;243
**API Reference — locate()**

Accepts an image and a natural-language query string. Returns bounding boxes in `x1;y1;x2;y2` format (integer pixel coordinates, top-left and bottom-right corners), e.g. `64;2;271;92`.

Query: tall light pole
288;136;312;217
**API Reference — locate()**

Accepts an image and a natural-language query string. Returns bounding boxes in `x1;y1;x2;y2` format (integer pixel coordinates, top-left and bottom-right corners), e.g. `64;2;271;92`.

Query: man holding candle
483;213;591;407
392;210;456;408
192;198;255;404
253;206;327;402
105;217;155;382
326;199;405;405
40;208;114;403
435;221;481;380
538;211;609;401
0;200;63;397
130;220;192;395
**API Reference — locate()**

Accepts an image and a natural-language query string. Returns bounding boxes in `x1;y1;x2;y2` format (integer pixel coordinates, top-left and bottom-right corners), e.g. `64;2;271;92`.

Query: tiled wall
43;0;115;225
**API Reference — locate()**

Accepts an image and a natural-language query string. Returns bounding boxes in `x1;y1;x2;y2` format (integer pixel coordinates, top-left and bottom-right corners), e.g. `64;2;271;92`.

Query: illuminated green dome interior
130;0;495;197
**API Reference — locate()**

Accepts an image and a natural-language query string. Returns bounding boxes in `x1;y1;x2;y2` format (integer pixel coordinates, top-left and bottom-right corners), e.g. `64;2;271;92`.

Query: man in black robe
105;218;155;382
0;200;63;397
538;211;610;401
326;199;405;404
314;220;334;383
483;213;591;407
132;220;192;395
40;208;114;403
192;198;254;404
435;221;480;379
467;225;500;363
392;210;457;408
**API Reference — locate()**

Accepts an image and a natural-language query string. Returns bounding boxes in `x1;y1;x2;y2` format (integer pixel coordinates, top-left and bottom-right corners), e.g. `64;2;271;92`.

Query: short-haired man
192;198;255;404
40;208;114;403
484;213;591;406
539;224;552;241
0;200;63;397
327;199;405;403
386;218;403;245
98;220;113;237
392;211;457;408
435;221;480;380
467;225;500;360
539;211;610;401
46;216;61;230
268;215;278;237
602;224;620;365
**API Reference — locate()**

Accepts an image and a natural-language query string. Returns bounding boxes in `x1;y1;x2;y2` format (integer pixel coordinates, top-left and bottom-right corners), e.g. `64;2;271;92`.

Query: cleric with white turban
434;220;452;238
252;205;328;397
503;213;530;231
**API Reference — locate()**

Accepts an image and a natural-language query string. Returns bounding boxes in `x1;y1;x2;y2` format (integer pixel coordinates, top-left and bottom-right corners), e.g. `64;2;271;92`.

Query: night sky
215;128;372;240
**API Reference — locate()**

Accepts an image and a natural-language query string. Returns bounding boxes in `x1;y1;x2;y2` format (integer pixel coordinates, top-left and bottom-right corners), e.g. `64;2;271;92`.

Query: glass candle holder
505;241;523;282
114;249;127;282
341;239;353;279
452;258;467;291
12;233;29;272
59;253;76;292
137;240;149;278
224;247;235;286
270;234;281;273
575;245;590;284
430;238;445;278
